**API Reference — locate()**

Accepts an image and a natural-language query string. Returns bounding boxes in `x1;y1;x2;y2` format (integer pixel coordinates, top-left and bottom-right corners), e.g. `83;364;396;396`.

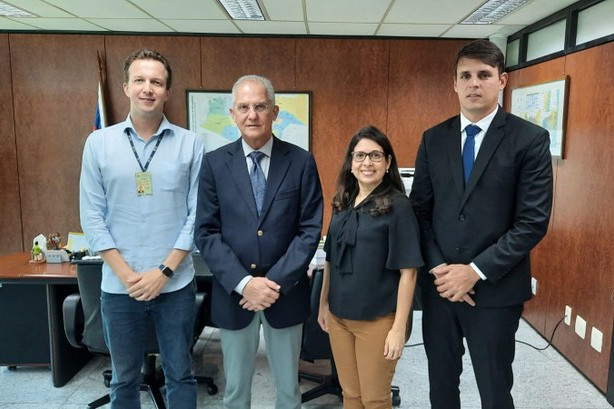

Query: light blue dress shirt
80;115;204;294
233;137;274;295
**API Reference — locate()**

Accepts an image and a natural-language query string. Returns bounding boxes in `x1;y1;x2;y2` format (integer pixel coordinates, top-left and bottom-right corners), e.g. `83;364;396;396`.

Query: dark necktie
463;124;481;184
248;151;266;216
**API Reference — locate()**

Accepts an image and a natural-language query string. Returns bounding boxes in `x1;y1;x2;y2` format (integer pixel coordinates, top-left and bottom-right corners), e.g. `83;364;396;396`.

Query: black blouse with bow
324;190;423;320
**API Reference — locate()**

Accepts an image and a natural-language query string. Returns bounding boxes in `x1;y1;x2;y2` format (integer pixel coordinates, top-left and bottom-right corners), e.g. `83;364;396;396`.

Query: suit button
257;230;263;237
459;214;466;221
250;263;257;270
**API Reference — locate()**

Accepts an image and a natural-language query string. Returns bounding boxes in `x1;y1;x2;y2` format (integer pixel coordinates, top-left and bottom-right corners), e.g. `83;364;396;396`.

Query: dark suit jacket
194;137;323;330
410;107;553;307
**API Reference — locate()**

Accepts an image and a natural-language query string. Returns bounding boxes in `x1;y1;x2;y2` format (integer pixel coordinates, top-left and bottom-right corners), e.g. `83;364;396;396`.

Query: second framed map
510;77;569;158
186;90;311;152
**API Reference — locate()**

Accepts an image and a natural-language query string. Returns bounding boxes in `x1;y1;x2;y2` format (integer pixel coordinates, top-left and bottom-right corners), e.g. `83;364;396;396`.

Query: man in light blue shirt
80;49;204;409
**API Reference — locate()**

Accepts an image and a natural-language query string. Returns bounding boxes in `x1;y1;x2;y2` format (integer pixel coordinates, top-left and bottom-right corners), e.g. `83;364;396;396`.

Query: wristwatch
158;264;174;278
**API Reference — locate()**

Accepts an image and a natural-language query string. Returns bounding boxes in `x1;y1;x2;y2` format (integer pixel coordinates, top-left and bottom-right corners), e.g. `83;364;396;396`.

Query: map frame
510;76;569;158
186;89;312;153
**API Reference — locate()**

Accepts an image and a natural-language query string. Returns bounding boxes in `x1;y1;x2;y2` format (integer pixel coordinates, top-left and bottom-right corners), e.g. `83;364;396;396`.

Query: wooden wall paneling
0;34;23;255
9;34;105;249
200;37;296;91
103;36;202;128
295;38;390;230
504;58;566;336
387;39;469;168
547;43;614;391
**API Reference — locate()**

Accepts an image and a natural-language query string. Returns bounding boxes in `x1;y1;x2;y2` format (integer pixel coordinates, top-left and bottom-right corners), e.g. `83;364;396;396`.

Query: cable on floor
404;315;566;351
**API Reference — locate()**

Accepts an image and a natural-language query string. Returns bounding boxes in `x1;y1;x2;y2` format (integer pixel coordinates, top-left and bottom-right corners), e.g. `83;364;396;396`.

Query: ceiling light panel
0;1;36;17
218;0;264;20
462;0;530;25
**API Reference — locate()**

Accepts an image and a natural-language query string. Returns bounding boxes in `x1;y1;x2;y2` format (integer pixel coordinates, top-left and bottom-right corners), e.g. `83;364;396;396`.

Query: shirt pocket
156;166;189;194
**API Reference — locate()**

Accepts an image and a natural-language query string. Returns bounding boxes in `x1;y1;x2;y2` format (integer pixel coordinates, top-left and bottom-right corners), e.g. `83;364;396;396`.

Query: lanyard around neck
127;130;164;172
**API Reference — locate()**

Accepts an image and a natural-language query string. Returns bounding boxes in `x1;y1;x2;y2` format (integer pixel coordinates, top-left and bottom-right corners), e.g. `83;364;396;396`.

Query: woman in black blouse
318;126;423;408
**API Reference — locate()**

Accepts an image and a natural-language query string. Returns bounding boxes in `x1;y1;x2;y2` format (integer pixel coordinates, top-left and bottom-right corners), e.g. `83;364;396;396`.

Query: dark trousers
422;292;523;409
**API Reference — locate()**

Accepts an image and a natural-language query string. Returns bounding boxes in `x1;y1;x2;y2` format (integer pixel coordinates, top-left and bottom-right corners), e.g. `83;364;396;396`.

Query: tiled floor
0;312;611;409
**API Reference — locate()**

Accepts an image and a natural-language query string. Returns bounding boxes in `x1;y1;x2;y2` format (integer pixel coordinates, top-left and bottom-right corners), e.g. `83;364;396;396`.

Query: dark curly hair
333;125;405;216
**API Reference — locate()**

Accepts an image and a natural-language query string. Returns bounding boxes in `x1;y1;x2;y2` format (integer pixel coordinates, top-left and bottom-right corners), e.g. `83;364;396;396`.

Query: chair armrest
63;293;85;349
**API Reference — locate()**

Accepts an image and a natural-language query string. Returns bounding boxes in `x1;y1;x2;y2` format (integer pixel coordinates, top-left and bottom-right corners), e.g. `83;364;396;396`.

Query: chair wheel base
391;385;401;406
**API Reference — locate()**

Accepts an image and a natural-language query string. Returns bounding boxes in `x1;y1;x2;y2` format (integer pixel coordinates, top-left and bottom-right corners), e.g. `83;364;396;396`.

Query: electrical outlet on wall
564;305;572;326
575;315;587;339
591;327;603;352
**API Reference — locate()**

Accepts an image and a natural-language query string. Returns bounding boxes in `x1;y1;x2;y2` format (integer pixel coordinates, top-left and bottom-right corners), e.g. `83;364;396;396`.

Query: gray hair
231;75;276;105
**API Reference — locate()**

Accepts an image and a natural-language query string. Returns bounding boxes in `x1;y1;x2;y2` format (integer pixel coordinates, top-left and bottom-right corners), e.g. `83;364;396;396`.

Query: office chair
299;267;342;403
63;262;217;409
299;267;404;406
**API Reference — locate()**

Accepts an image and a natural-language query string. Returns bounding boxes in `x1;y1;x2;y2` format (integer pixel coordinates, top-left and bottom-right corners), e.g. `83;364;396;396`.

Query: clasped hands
432;264;479;306
124;268;168;302
239;277;281;311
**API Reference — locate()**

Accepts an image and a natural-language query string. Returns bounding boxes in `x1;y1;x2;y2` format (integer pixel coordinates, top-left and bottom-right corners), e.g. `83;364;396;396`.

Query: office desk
0;253;91;387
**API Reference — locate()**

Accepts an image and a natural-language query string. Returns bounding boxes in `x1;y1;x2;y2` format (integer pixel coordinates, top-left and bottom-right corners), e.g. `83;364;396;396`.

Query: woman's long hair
332;125;405;215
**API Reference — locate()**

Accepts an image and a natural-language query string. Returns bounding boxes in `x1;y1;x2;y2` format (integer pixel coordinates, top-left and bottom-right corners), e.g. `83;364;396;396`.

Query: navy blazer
194;137;323;330
410;108;553;307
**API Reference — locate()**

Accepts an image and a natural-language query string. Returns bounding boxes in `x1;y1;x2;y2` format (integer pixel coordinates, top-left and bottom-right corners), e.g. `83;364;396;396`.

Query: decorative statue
30;241;45;263
47;232;62;250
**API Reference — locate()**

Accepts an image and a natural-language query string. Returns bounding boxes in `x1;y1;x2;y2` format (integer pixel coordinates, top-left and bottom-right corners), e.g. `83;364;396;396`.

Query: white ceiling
0;0;579;39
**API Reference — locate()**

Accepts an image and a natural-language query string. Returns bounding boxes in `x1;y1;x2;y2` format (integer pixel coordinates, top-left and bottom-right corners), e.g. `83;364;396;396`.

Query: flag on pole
94;51;107;130
94;81;107;130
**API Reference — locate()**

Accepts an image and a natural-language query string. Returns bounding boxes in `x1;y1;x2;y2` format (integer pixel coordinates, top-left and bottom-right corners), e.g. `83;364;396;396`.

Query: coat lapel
461;108;507;207
226;139;259;219
445;116;465;196
259;137;291;222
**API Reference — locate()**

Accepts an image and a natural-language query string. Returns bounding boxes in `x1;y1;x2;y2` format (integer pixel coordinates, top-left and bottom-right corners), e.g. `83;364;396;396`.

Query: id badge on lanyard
128;130;163;196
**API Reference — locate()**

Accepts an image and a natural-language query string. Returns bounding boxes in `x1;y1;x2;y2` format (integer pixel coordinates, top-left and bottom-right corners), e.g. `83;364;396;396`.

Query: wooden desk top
0;252;76;282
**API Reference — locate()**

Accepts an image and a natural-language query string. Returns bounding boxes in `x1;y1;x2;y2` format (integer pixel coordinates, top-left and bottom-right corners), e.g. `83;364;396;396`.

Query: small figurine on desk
30;241;46;263
46;232;62;250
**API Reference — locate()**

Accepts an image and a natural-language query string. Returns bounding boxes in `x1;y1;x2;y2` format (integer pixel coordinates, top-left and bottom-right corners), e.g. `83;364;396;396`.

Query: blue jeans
101;282;197;409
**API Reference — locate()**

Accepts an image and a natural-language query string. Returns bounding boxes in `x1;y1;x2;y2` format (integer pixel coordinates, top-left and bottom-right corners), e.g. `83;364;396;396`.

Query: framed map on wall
510;76;569;158
186;90;312;153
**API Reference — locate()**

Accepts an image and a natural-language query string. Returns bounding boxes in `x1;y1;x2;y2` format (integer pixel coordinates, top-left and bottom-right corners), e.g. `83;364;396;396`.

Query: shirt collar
123;114;173;141
460;105;499;134
242;136;274;158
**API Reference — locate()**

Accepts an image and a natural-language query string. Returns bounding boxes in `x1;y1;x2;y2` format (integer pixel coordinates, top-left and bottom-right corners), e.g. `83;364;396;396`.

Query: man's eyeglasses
234;103;270;114
351;151;386;162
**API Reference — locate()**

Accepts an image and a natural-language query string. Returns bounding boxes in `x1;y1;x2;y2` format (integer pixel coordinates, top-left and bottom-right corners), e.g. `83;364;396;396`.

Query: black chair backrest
301;268;333;361
76;263;108;354
76;263;159;355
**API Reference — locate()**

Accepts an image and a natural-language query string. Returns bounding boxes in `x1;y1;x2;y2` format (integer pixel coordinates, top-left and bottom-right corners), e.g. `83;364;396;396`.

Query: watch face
159;264;174;277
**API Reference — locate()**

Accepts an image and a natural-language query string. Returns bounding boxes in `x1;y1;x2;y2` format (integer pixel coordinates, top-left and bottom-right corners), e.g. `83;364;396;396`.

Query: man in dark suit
410;40;553;409
194;75;323;409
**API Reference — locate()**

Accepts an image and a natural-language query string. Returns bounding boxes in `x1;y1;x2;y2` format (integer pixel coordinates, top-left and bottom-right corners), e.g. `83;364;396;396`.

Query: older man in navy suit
410;40;553;409
194;75;323;409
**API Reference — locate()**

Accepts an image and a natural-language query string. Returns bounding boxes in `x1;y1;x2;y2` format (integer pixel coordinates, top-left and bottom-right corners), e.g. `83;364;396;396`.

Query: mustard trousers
328;312;399;409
